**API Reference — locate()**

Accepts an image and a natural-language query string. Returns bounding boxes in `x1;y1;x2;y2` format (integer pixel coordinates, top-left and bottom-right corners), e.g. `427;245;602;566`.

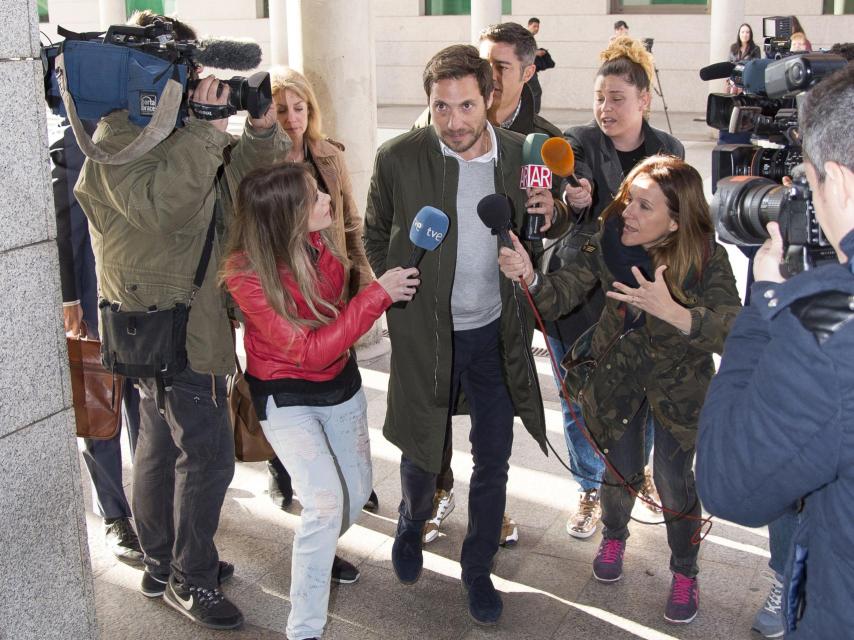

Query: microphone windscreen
699;61;736;81
476;194;512;231
195;37;262;71
541;137;574;177
522;133;549;165
409;206;450;251
743;58;772;94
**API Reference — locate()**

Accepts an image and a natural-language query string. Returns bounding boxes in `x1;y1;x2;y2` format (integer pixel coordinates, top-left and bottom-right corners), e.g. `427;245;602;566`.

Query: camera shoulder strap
55;52;183;166
189;210;218;305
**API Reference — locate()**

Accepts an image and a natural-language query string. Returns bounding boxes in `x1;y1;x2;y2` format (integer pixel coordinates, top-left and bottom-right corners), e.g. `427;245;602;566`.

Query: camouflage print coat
532;234;742;450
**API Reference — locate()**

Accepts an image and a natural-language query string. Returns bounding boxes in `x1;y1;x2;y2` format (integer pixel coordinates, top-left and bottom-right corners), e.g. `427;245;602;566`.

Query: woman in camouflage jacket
499;155;742;624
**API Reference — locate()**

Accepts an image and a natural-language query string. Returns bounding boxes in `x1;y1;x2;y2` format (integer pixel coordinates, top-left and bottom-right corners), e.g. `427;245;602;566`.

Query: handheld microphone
541;136;581;189
194;37;263;71
520;133;552;241
476;194;514;250
404;206;450;268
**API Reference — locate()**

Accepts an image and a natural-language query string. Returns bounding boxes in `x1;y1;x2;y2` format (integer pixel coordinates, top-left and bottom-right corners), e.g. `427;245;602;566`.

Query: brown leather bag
228;360;275;462
67;325;123;440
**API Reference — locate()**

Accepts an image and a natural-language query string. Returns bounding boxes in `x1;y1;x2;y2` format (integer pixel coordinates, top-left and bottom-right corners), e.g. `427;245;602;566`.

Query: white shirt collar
439;122;498;164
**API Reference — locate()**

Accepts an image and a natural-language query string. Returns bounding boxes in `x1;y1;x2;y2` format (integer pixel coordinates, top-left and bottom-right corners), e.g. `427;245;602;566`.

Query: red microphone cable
516;275;713;544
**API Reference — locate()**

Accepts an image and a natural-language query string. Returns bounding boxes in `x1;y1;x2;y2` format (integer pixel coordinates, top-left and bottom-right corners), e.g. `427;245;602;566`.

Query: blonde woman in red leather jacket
222;163;418;639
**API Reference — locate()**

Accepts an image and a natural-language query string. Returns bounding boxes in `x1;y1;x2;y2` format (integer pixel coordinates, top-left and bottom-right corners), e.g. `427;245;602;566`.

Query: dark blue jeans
398;318;515;584
600;402;701;577
134;368;235;588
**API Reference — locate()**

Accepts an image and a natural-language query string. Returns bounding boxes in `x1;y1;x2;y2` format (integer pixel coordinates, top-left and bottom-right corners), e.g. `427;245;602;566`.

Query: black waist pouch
96;213;216;384
99;301;189;379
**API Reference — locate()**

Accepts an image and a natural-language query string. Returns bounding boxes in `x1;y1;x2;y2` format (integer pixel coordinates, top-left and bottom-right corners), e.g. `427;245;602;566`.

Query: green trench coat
364;125;568;473
533;234;742;450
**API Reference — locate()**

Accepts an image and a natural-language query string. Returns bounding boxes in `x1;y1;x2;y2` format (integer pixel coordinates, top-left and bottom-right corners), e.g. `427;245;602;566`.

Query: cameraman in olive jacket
74;15;289;630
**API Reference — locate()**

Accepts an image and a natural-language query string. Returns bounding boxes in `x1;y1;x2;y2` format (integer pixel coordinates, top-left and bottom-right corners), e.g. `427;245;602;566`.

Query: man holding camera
697;63;854;638
74;14;289;630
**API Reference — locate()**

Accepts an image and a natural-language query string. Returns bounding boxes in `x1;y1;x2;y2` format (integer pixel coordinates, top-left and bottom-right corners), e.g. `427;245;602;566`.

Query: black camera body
762;15;794;60
704;40;847;274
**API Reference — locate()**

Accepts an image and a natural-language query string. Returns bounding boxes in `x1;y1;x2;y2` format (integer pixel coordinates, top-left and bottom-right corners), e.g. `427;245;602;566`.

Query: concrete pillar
268;0;287;66
470;0;502;45
286;0;381;348
98;0;125;29
0;2;98;639
709;0;743;93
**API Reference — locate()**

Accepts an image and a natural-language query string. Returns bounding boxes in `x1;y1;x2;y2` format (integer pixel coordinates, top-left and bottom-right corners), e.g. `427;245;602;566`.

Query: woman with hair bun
544;36;684;546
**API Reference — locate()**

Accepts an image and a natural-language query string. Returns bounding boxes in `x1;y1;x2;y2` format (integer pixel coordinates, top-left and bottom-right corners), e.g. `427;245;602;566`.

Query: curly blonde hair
598;36;655;117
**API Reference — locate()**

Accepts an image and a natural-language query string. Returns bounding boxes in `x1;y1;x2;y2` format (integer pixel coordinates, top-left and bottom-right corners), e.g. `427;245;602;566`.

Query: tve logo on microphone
519;165;553;189
411;219;445;243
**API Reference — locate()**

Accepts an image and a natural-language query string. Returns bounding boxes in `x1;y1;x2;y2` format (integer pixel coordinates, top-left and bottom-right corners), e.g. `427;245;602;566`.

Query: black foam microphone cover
477;194;514;249
699;61;736;81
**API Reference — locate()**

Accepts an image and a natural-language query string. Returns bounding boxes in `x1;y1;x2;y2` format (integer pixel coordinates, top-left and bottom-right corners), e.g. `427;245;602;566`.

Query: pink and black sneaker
592;538;625;582
664;572;699;624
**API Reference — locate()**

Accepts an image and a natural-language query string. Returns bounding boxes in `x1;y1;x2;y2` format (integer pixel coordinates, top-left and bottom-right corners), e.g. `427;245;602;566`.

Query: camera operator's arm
697;298;841;526
225;101;291;194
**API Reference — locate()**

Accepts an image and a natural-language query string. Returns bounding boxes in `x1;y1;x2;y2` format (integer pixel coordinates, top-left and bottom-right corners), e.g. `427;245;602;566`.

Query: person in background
612;20;630;40
553;36;682;540
727;23;761;93
266;66;378;585
789;32;811;53
223;163;419;640
500;155;741;625
52;119;143;566
525;17;555;114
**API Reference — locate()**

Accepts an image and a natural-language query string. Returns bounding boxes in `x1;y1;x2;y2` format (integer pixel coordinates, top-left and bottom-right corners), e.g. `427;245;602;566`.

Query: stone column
268;0;287;66
0;2;98;639
709;0;742;92
470;0;502;45
98;0;125;29
286;0;382;348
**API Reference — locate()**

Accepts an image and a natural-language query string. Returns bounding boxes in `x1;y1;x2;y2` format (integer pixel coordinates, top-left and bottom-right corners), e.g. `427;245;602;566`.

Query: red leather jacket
225;232;390;382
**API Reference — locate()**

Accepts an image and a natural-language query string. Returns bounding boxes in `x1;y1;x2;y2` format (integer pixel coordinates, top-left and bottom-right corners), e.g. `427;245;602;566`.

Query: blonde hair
598;36;655;118
220;163;346;329
269;66;324;143
601;155;714;302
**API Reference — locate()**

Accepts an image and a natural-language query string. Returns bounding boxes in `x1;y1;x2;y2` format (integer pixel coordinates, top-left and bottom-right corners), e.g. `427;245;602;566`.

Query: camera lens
712;176;786;245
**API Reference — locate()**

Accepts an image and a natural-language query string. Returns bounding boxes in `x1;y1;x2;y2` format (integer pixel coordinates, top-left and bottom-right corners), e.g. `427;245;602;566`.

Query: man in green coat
74;14;290;630
363;44;563;626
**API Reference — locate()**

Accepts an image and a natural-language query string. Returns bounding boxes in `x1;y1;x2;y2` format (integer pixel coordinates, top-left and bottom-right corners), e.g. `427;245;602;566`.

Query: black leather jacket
543;119;685;344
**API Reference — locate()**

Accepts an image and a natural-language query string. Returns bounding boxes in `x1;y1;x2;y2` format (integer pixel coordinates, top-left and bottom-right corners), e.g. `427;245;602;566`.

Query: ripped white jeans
262;388;372;640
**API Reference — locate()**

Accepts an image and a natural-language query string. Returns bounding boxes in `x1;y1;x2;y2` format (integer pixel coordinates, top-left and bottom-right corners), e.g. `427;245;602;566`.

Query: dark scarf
601;214;652;331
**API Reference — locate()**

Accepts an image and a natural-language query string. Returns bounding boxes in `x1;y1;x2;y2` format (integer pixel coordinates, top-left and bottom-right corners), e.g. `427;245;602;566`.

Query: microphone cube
520;164;553;190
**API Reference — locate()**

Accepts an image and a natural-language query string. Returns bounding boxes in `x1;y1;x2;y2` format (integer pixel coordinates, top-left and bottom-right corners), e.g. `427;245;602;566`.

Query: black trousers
600;401;701;577
134;368;235;588
397;319;515;584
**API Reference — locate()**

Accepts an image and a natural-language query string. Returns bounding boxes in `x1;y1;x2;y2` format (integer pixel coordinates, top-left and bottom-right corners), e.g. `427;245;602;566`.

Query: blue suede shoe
463;575;503;625
391;529;423;585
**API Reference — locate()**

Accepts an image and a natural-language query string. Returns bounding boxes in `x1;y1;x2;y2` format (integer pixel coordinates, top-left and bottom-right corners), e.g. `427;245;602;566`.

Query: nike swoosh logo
172;587;194;611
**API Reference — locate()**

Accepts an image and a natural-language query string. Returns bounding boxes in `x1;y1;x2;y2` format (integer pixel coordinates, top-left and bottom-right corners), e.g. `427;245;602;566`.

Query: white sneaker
499;514;519;547
422;488;455;544
566;489;601;539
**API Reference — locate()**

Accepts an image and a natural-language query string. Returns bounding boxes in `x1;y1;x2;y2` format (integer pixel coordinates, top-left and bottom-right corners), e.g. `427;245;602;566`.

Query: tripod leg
654;66;673;135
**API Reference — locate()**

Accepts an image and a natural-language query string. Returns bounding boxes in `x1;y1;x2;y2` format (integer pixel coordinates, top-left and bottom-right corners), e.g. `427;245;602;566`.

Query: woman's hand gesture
606;265;693;333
